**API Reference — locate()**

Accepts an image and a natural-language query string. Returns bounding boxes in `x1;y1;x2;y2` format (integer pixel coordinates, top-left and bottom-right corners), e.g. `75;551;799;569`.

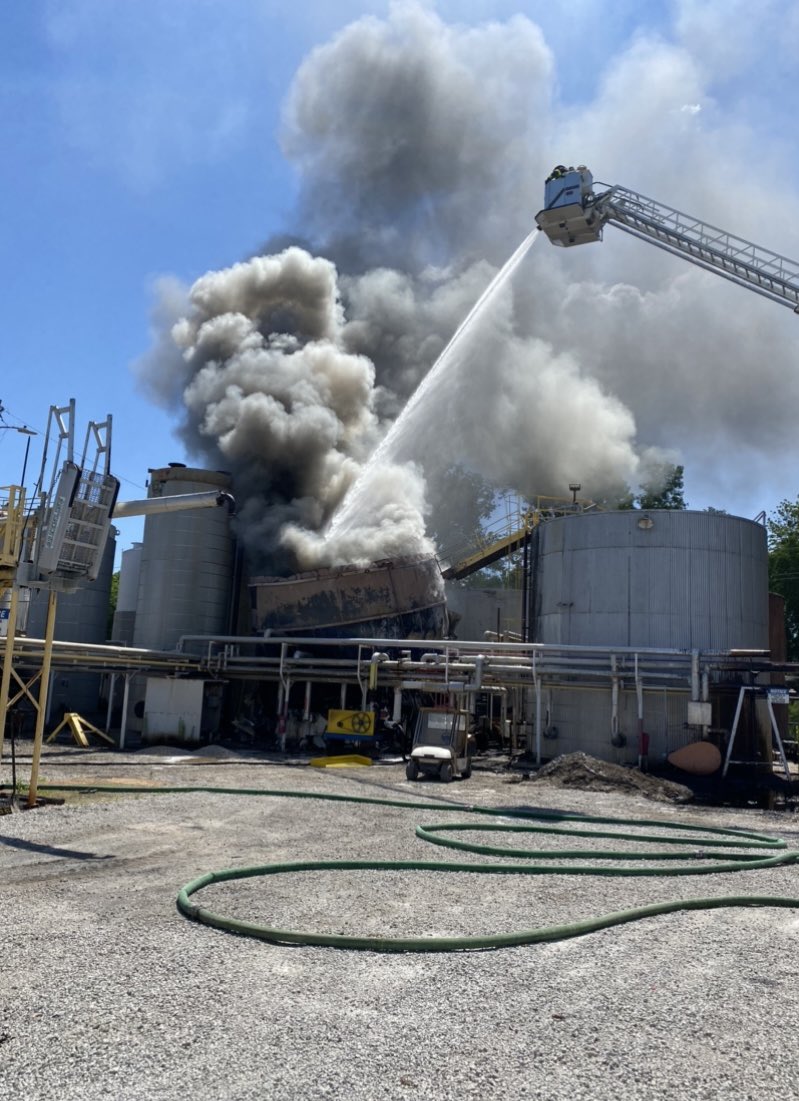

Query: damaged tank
250;553;447;639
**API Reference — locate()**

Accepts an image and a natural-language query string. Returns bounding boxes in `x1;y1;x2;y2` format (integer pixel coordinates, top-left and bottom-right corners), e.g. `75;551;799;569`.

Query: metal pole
0;584;20;765
767;697;791;780
106;672;116;732
722;686;747;778
120;674;131;750
28;589;58;808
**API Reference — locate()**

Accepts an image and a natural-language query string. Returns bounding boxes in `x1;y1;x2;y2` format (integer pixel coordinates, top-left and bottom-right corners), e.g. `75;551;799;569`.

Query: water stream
327;227;540;540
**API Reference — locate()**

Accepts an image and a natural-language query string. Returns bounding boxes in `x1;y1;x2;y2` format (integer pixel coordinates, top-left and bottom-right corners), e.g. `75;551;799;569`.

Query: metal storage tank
111;541;142;644
524;510;770;767
25;529;117;718
133;465;234;652
531;510;768;650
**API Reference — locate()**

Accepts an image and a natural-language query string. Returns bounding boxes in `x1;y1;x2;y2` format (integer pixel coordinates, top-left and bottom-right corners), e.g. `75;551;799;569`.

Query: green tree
427;464;497;563
597;464;686;511
107;570;119;638
636;463;686;510
768;499;799;660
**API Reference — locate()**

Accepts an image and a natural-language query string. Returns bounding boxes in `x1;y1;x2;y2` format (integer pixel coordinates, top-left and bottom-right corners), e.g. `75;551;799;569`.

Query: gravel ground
3;745;799;1100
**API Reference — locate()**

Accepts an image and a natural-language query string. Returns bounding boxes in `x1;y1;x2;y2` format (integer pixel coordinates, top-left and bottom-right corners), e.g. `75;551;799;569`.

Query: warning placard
326;710;376;738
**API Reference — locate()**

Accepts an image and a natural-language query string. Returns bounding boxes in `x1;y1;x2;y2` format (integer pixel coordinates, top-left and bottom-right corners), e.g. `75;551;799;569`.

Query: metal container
25;529;116;718
250;554;446;639
111;541;142;645
133;466;234;652
531;510;768;650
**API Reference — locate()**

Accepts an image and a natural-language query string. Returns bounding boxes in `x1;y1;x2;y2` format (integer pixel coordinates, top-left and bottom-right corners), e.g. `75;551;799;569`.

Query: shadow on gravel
335;770;586;820
0;836;113;861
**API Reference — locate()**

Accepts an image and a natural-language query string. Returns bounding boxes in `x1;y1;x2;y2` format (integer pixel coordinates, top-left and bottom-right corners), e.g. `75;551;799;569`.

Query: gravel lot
3;744;799;1100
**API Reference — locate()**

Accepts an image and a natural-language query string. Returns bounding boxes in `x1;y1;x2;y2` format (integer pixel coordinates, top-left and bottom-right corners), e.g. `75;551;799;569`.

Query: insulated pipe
635;654;647;770
112;491;235;519
701;670;710;741
474;655;485;690
691;650;700;702
175;633;748;659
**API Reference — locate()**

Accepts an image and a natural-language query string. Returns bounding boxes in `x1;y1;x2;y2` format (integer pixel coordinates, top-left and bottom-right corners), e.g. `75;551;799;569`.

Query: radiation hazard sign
326;709;376;738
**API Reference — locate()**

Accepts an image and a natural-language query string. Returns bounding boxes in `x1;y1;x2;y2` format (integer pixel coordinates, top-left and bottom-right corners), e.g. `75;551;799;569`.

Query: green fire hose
19;780;799;952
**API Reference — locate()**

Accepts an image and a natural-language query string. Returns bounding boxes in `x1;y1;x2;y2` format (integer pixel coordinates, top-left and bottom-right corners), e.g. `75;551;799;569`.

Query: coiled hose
23;780;799;953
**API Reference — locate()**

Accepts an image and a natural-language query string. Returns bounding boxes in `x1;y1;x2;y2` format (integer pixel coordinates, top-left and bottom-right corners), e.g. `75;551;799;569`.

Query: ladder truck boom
535;166;799;313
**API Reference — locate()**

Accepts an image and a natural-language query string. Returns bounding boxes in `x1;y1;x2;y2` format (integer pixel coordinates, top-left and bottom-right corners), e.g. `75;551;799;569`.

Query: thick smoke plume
136;2;799;574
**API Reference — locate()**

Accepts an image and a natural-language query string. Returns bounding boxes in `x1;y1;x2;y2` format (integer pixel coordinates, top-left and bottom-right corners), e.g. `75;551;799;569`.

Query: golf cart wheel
406;759;419;781
439;762;453;783
460;758;472;780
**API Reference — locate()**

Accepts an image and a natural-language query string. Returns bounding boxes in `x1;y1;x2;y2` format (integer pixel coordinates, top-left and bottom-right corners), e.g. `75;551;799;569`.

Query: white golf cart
405;708;474;783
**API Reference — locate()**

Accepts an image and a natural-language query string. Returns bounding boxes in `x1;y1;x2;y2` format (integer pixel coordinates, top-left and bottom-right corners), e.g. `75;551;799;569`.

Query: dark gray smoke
137;248;386;572
136;2;796;572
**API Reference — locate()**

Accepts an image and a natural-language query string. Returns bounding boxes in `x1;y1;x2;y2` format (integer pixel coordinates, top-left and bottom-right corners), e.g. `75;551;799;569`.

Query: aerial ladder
535;165;799;312
446;168;799;585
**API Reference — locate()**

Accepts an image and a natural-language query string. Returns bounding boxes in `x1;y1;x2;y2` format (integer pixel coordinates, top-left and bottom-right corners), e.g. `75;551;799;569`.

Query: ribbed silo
524;510;770;767
111;541;142;644
133;465;234;651
25;529;117;716
531;510;768;650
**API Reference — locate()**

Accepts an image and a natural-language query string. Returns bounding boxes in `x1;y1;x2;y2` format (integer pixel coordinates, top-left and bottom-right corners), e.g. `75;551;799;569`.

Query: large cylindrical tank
133;465;234;651
25;529;116;717
531;510;768;650
111;541;142;645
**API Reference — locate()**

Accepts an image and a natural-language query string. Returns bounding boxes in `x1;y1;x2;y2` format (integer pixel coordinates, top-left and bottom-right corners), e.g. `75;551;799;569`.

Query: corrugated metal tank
111;541;142;645
25;529;116;717
133;465;234;651
532;510;768;650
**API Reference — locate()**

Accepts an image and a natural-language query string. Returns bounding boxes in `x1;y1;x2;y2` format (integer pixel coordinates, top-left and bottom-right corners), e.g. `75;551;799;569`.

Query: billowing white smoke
138;2;799;573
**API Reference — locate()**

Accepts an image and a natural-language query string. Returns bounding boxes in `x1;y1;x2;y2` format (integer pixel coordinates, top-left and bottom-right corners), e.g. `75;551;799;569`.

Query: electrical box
143;678;224;745
687;701;712;727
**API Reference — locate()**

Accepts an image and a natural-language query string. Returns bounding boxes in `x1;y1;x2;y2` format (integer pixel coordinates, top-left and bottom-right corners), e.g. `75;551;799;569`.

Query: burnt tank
250;554;446;639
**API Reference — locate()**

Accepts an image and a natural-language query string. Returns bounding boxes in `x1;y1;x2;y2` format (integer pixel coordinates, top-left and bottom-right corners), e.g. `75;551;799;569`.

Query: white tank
25;530;117;717
526;510;770;767
111;542;142;645
531;510;768;650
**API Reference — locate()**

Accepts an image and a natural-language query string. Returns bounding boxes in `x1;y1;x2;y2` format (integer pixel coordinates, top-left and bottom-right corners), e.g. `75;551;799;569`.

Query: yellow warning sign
326;709;376;737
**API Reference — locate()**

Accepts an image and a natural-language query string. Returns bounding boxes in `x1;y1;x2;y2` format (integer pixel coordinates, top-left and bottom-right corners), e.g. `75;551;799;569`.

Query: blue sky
2;0;798;561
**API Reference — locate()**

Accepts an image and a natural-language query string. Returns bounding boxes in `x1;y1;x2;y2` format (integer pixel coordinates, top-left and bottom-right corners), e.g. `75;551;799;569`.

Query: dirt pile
534;752;693;804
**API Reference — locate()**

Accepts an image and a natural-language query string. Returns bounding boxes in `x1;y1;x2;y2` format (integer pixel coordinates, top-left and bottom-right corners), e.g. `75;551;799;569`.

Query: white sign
767;688;790;705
